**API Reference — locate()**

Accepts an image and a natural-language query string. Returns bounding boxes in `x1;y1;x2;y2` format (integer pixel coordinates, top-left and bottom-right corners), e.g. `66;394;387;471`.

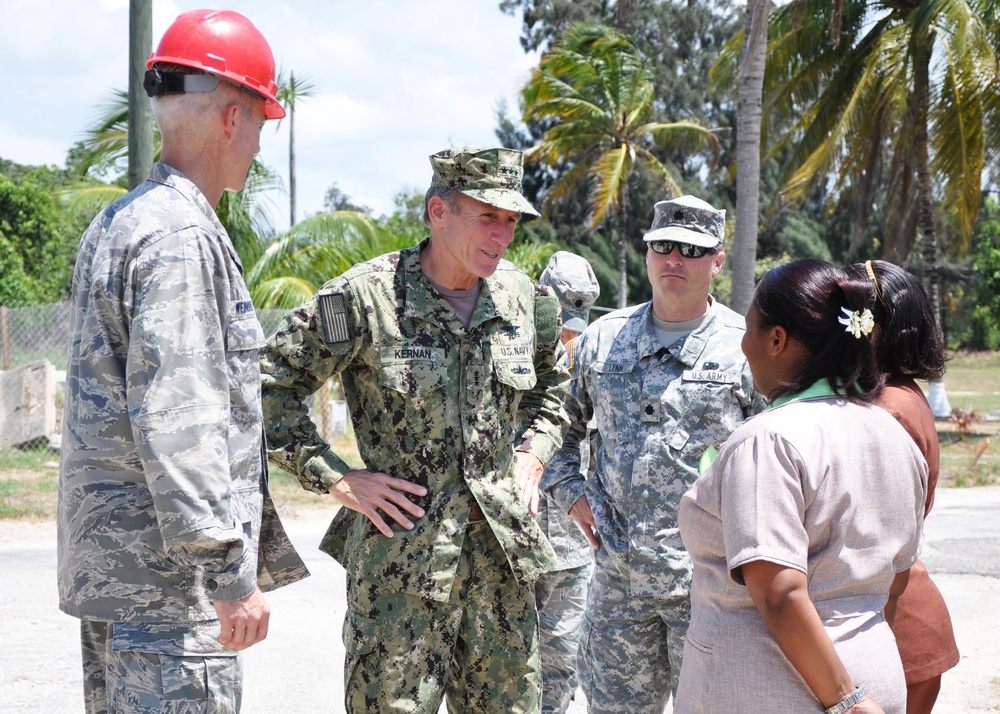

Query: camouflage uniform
58;163;307;713
260;224;570;711
544;299;759;714
535;251;599;713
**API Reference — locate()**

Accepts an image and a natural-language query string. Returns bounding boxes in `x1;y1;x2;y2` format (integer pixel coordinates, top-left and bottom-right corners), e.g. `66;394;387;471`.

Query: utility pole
128;0;154;190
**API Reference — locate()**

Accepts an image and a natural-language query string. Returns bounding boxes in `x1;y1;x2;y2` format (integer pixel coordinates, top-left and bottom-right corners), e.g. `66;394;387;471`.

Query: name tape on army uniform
681;369;739;384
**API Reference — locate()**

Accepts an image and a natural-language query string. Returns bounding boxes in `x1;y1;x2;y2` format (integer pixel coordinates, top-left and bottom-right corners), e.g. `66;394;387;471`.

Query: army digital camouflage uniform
535;338;595;714
260;240;570;713
58;163;308;713
544;299;759;714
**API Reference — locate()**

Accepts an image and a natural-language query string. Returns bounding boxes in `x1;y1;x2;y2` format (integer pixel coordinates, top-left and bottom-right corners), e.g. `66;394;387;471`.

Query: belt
468;502;485;523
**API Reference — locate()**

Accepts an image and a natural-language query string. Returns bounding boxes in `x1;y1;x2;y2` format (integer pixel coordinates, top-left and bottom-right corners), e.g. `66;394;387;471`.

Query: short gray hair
151;66;258;139
423;186;461;227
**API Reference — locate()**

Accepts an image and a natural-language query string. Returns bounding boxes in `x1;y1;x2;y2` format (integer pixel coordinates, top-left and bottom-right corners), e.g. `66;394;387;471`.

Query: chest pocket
592;359;638;440
226;309;267;352
493;358;537;391
226;306;267;425
379;350;450;396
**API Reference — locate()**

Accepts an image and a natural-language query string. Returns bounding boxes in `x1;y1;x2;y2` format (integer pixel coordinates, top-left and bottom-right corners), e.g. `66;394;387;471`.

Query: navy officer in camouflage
543;195;762;713
535;251;601;713
260;145;570;713
58;9;307;714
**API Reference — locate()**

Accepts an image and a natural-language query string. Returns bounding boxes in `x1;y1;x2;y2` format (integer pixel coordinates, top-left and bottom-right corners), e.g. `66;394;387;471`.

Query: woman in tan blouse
675;260;927;714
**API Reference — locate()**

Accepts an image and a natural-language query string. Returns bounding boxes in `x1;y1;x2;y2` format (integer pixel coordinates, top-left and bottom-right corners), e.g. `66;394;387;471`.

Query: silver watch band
824;687;866;714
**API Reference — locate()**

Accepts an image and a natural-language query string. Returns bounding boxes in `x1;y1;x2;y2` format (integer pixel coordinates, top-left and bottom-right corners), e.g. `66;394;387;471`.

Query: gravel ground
2;486;998;713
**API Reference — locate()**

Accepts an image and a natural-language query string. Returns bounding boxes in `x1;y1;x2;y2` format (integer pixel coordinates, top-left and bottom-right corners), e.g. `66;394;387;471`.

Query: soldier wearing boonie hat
543;194;763;712
261;146;570;712
643;194;726;248
535;251;599;713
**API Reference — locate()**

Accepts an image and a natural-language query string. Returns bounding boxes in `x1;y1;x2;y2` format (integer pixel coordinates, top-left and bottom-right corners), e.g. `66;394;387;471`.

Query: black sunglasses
648;240;719;258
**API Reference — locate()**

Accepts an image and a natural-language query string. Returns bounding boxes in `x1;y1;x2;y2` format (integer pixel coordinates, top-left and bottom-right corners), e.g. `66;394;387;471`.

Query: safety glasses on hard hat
648;241;719;259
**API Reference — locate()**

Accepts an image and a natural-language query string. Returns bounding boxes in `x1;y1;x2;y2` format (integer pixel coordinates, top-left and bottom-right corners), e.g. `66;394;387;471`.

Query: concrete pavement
2;486;998;712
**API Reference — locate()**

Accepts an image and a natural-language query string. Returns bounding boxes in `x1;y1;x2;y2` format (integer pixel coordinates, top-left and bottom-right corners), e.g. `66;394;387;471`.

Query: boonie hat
429;146;539;217
539;251;600;334
643;195;725;248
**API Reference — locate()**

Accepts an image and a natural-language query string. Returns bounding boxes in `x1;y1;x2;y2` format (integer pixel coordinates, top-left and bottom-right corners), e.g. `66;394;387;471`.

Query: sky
0;0;539;231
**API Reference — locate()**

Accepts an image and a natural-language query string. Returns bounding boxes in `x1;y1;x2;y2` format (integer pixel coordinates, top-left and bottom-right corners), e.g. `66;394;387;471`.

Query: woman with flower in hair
847;260;959;714
674;260;928;714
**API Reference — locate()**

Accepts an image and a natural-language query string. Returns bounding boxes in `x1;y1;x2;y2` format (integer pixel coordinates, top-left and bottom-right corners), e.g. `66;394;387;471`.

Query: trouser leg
536;562;593;714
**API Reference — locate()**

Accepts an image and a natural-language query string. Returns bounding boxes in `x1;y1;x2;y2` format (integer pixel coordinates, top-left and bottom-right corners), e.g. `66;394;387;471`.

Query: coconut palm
730;0;772;314
522;23;720;308
275;70;317;226
717;0;1000;317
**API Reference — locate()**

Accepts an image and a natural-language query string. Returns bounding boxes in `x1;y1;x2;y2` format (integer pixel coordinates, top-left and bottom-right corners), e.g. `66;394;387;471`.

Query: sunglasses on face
648;240;719;258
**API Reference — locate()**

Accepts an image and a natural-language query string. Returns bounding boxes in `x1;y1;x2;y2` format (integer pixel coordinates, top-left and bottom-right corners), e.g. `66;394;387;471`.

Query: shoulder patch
318;292;352;344
534;291;560;347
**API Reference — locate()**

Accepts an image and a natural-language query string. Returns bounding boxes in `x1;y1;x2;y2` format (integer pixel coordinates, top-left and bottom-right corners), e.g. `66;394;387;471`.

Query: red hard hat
147;9;285;120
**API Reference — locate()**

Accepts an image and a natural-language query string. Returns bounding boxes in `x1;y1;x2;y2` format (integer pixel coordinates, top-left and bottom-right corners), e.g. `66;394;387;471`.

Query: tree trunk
911;42;939;321
127;0;153;190
617;203;629;308
615;0;637;33
289;73;298;226
730;0;770;315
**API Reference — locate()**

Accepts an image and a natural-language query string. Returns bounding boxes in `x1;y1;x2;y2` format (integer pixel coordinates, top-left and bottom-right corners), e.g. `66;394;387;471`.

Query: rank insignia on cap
318;292;351;344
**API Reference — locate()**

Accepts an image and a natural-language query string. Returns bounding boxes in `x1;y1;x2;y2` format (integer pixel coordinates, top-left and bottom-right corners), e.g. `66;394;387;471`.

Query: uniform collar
767;379;840;411
634;298;720;366
146;162;242;272
400;238;520;334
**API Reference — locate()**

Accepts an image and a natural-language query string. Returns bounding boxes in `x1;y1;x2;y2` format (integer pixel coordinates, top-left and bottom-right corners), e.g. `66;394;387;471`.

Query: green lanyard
698;380;840;475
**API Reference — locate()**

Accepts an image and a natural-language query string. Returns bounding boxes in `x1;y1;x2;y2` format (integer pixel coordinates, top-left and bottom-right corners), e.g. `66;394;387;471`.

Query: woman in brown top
849;260;960;714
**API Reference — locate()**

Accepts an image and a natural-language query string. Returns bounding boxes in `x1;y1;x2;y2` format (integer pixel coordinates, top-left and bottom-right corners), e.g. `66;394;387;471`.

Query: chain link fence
0;302;346;455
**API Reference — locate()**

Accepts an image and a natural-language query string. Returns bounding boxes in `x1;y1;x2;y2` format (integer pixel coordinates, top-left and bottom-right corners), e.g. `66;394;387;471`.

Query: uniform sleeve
260;282;364;494
542;335;593;514
514;286;570;466
717;431;810;584
127;230;255;601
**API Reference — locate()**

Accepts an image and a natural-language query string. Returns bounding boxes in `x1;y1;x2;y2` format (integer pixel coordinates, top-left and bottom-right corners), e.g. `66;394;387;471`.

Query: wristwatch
824;687;866;714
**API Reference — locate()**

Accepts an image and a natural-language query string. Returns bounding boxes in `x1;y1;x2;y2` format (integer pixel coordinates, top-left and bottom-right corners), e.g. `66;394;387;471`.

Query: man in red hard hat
58;10;306;713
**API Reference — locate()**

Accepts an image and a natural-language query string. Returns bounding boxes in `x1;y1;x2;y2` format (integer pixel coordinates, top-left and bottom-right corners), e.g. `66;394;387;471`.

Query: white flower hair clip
838;306;875;339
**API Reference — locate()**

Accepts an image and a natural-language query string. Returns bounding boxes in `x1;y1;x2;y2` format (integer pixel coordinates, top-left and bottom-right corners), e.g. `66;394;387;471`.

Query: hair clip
838;306;875;338
864;260;888;308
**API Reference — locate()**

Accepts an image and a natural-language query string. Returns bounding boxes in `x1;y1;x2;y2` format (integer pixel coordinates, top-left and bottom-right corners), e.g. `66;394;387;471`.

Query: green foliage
732;0;1000;266
521;22;720;306
0;172;79;305
955;199;1000;350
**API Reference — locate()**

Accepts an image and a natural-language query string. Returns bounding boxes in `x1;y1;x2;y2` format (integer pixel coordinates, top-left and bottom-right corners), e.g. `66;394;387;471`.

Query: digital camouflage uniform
58;163;308;713
544;299;759;714
535;251;599;713
260;147;569;712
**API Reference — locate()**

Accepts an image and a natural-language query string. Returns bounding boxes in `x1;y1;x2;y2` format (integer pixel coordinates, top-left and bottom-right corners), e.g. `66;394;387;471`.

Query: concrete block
0;359;56;449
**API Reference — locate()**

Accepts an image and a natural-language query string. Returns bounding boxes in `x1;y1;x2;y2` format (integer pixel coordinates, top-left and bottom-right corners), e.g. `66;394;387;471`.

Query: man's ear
711;250;725;276
221;102;239;142
427;195;449;226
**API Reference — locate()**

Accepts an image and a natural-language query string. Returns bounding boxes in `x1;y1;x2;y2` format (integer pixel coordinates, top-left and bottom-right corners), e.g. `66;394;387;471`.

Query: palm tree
729;0;772;314
721;0;1000;319
522;23;720;308
275;70;317;226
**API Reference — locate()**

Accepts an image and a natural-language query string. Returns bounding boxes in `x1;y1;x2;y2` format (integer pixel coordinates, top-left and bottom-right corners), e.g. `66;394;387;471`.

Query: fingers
525;483;540;517
214;589;270;651
331;470;429;538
